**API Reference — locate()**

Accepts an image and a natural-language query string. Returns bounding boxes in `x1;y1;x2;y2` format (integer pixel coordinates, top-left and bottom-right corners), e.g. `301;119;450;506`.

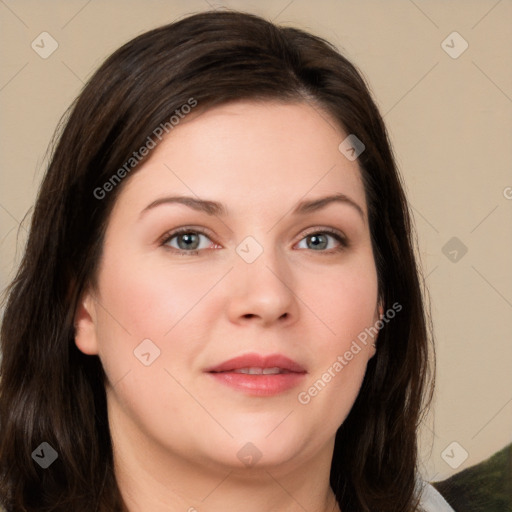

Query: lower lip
208;372;306;396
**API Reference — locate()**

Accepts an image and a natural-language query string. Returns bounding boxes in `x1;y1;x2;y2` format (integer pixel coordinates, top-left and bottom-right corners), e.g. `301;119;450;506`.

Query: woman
0;10;439;512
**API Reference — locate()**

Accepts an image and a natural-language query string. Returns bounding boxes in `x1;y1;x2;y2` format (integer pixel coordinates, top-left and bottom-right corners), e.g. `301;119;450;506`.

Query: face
75;100;381;476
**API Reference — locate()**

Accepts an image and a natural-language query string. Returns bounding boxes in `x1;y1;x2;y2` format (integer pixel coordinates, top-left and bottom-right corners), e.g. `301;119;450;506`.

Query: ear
74;288;100;355
374;299;384;323
369;299;385;358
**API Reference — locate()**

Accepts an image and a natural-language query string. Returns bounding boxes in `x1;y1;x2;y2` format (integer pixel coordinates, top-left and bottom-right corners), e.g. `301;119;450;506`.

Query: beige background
1;0;511;483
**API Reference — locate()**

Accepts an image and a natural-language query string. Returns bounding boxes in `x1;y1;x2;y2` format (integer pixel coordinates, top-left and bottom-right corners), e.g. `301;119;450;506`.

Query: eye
160;227;348;255
295;229;348;253
161;228;218;254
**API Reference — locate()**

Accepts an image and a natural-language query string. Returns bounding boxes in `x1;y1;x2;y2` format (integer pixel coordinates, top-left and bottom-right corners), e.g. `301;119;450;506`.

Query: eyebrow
139;193;364;220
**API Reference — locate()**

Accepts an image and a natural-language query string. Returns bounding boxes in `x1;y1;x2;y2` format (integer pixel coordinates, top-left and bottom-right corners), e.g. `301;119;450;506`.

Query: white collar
417;480;456;512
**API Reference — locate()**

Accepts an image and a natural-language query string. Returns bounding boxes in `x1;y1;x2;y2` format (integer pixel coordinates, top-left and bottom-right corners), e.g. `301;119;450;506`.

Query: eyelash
159;226;349;256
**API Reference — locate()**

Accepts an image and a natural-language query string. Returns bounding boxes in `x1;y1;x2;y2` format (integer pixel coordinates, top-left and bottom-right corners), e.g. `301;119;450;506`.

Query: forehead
112;100;367;220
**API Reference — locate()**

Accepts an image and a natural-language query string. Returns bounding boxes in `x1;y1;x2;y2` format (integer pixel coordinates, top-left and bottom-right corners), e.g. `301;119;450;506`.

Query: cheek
93;247;226;393
96;248;217;339
304;256;379;351
93;253;212;448
294;256;378;427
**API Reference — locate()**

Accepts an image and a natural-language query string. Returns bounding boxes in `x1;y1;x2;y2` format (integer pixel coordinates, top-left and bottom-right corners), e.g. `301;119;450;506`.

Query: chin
208;425;311;471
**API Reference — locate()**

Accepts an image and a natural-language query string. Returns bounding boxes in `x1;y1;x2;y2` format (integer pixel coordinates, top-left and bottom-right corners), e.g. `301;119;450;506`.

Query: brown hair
0;10;434;511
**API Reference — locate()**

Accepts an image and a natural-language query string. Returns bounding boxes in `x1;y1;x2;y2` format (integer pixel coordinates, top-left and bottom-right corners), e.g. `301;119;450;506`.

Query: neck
117;462;340;512
111;409;340;512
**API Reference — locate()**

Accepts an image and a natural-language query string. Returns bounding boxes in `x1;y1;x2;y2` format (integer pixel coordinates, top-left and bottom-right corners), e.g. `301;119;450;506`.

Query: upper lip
205;353;307;373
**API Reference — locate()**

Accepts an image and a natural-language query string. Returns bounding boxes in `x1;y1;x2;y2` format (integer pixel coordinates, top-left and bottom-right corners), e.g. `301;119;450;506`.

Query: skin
75;100;382;512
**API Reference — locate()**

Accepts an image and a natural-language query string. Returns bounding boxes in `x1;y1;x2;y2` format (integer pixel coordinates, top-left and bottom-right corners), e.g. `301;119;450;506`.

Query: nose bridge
235;233;291;294
226;233;298;324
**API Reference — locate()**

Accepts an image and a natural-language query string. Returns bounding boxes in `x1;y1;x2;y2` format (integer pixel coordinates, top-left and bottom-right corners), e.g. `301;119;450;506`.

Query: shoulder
431;442;512;512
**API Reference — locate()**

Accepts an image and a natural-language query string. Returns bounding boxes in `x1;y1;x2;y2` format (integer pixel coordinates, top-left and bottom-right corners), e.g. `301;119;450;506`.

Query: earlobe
74;289;99;355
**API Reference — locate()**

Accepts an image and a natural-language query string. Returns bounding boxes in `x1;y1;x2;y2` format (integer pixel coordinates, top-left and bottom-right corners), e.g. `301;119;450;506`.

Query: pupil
309;234;327;250
178;233;199;250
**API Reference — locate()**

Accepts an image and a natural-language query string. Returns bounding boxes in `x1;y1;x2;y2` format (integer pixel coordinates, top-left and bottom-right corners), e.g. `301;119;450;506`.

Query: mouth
205;353;307;396
219;367;294;375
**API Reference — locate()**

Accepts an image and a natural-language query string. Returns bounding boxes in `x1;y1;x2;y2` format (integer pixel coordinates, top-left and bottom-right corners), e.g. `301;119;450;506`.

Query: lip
205;353;307;397
206;353;306;373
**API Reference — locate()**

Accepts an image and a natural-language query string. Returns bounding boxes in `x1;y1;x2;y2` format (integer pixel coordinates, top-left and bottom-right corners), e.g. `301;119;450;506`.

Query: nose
225;245;299;328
